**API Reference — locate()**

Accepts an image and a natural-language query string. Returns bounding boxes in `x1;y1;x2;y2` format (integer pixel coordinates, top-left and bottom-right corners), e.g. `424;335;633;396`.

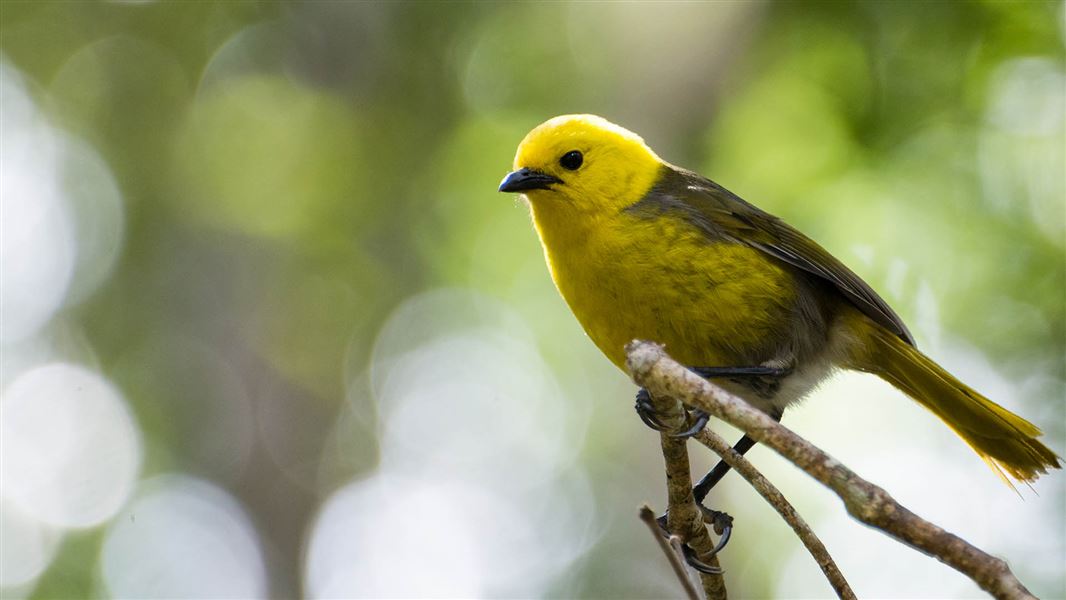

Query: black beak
498;168;562;193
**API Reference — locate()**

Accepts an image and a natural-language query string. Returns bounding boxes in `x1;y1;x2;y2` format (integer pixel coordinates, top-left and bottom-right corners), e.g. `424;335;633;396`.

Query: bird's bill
498;168;562;193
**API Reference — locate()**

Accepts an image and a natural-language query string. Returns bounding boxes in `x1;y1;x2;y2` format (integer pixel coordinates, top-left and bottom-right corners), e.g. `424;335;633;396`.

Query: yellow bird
498;114;1060;502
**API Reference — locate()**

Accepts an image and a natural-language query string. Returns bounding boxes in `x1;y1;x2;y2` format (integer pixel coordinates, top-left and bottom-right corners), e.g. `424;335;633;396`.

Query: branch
692;427;855;599
636;348;851;599
639;505;701;600
643;377;728;599
626;340;1037;600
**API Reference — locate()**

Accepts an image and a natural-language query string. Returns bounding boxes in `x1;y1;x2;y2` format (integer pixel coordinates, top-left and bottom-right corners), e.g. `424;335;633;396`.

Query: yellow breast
531;203;796;371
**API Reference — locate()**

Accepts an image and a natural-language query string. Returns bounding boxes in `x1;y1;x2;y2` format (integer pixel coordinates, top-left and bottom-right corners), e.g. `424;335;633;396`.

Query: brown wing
634;166;916;346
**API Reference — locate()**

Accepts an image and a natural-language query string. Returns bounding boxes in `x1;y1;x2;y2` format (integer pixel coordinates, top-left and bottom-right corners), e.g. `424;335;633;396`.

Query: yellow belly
535;208;796;371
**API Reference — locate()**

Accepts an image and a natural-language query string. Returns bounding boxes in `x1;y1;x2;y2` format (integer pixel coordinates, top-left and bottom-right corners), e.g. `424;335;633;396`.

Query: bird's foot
634;388;668;430
634;388;710;439
654;507;735;574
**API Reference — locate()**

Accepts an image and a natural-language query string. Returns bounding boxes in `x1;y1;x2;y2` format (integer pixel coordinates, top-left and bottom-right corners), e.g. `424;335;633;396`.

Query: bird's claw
634;389;709;438
669;408;710;438
653;507;734;574
635;388;669;431
679;542;724;574
701;507;734;555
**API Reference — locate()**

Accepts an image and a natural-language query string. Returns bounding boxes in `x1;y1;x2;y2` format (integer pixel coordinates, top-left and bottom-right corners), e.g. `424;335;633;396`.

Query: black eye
559;150;583;170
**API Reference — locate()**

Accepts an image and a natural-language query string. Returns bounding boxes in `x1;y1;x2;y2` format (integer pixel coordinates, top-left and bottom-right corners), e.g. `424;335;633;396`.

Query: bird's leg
691;405;784;502
663;407;783;572
637;366;787;572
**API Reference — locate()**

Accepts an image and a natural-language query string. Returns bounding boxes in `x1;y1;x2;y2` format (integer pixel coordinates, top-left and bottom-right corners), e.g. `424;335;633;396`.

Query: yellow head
498;115;664;215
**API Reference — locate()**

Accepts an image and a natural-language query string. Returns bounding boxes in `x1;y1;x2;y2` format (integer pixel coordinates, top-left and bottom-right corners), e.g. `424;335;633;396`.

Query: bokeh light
307;474;591;598
305;288;597;597
372;289;583;486
100;475;267;599
1;363;140;528
1;55;134;594
980;57;1065;241
0;63;75;344
0;501;61;588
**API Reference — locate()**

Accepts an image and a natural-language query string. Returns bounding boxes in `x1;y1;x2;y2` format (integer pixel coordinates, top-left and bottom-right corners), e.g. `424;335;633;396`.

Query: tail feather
847;319;1061;485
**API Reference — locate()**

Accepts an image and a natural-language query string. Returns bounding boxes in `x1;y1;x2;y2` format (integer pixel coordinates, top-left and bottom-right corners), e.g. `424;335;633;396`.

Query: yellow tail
846;318;1061;485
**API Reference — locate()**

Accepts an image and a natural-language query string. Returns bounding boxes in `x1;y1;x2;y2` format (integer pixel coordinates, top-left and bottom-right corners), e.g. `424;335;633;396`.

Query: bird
497;114;1060;515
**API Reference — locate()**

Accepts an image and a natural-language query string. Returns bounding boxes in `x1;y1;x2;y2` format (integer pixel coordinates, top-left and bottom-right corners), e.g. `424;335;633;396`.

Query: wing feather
640;167;915;346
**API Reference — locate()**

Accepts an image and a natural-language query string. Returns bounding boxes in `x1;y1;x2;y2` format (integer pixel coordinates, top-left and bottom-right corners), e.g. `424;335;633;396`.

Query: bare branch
692;427;855;599
626;340;1037;600
643;378;728;599
638;352;849;599
640;505;701;600
663;434;727;600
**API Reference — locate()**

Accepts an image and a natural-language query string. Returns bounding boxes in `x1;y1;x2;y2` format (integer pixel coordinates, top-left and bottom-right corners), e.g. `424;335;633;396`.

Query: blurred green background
1;1;1063;598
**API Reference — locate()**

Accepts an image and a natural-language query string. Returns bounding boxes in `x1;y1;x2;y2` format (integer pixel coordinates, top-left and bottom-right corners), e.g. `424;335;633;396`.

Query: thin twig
668;535;691;566
640;505;701;600
693;427;855;599
626;340;1037;600
643;381;728;599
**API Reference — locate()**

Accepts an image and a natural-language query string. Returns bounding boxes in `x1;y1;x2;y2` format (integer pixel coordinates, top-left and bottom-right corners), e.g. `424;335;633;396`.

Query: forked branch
692;427;855;599
626;340;1036;600
641;371;728;599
